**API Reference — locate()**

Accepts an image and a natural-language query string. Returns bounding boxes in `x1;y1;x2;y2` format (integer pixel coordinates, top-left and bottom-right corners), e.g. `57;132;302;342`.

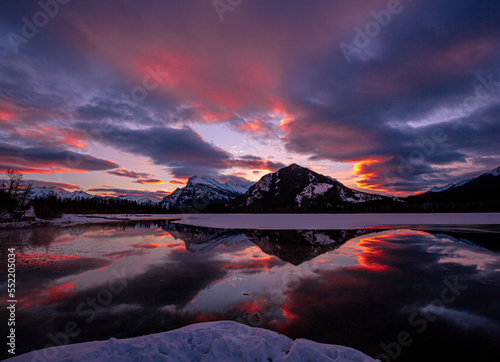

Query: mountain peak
163;176;248;210
284;163;304;170
187;176;219;187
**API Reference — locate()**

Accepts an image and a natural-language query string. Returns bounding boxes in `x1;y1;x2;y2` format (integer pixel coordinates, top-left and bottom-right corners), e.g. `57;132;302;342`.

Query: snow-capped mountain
29;186;161;204
29;186;95;200
161;176;249;210
66;190;95;200
424;166;500;194
409;165;500;211
225;164;397;212
28;186;72;199
116;195;161;204
425;178;474;193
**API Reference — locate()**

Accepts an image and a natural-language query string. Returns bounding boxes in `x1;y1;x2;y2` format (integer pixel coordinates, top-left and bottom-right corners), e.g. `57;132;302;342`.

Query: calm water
1;220;499;361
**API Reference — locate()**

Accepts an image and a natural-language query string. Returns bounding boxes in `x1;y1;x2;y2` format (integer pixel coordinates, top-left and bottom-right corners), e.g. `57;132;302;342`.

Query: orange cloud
352;158;393;193
133;178;164;185
167;179;187;185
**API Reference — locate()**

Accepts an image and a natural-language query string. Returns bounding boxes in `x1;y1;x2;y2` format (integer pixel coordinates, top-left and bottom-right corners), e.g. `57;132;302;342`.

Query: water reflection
0;221;498;361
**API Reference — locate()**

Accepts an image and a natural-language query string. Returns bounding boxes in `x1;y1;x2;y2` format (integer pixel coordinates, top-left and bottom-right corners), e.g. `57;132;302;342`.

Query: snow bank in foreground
7;321;376;362
169;213;500;230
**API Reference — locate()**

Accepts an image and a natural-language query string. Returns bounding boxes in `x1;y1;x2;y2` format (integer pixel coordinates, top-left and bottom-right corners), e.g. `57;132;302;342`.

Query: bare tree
0;170;33;220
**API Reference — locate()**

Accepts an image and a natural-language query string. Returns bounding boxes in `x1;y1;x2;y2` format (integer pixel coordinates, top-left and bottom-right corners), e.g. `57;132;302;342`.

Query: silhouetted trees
31;196;169;215
0;170;32;220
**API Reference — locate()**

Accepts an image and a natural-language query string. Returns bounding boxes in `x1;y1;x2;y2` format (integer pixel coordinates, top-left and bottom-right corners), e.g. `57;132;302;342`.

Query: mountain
406;167;500;205
29;186;95;200
161;176;249;210
408;166;500;211
223;164;398;213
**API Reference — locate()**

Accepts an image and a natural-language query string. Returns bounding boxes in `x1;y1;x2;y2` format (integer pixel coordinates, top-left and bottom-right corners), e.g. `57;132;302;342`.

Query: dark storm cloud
0;142;119;171
280;0;500;191
78;124;284;179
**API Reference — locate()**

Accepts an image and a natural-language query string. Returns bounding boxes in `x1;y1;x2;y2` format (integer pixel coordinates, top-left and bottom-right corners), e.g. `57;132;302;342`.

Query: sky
0;0;499;197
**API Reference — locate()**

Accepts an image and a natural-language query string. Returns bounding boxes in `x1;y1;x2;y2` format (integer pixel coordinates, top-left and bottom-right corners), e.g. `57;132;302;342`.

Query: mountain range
29;164;500;212
29;186;162;205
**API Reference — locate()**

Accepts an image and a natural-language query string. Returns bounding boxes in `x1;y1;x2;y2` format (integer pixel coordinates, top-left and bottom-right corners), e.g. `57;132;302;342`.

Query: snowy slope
7;321;376;362
486;166;500;177
426;179;473;193
162;176;248;210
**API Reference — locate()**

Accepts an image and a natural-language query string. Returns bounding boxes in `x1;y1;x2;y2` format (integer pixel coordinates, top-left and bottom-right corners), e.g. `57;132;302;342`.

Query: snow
304;183;334;197
223;182;249;195
169;213;500;230
296;183;334;206
427;183;455;193
338;188;383;203
300;230;336;245
487;166;500;177
7;321;376;362
254;174;272;192
453;178;474;188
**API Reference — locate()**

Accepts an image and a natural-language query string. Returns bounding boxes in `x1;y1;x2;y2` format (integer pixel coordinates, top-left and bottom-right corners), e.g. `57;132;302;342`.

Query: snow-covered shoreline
0;214;180;229
6;321;376;361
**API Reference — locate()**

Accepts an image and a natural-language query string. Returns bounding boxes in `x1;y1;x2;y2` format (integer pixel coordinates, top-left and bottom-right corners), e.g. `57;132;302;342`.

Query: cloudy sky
1;0;499;197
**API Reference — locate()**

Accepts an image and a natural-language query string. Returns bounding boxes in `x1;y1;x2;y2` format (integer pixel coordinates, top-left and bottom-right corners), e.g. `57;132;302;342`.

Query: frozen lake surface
169;213;500;229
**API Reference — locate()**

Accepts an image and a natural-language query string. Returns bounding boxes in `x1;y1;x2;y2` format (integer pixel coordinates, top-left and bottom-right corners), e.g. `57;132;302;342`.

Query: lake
1;219;499;361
